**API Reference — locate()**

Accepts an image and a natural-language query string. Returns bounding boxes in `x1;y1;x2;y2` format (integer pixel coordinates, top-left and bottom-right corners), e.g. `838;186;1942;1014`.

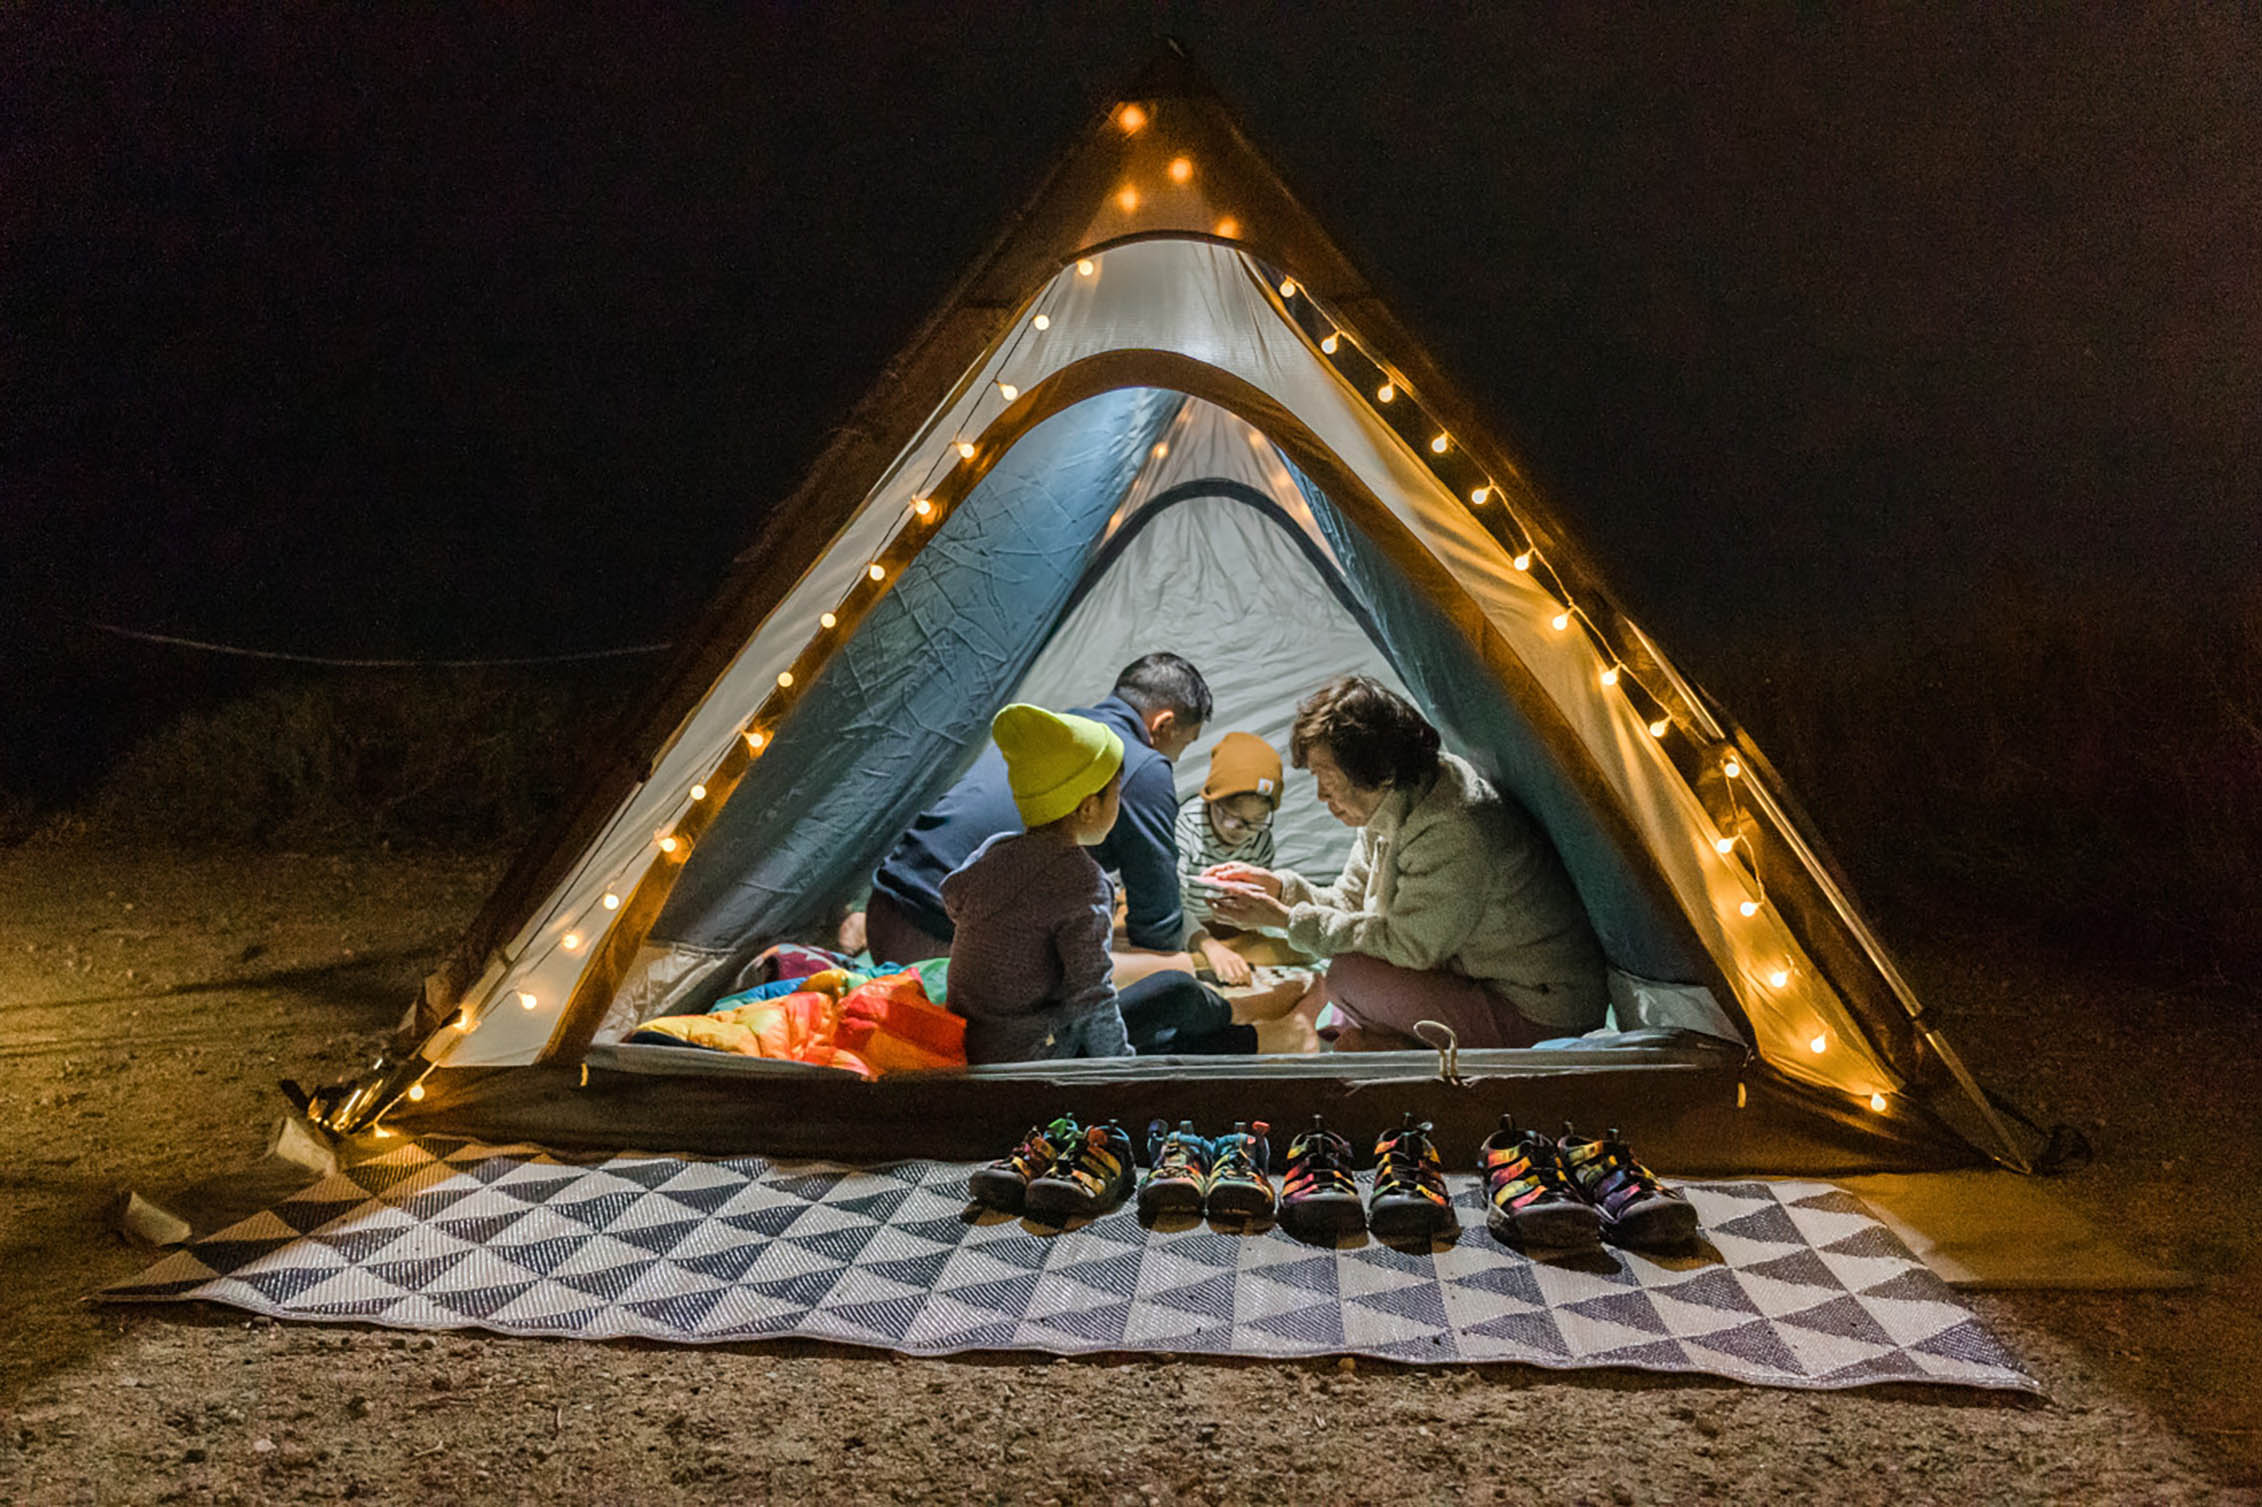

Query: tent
306;52;2034;1174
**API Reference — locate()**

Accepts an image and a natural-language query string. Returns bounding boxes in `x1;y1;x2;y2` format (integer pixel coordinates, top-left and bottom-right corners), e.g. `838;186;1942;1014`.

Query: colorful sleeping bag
629;964;964;1078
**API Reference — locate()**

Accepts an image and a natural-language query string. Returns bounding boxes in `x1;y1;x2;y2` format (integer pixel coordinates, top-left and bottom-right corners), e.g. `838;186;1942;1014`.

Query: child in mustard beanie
941;705;1135;1062
1174;731;1284;985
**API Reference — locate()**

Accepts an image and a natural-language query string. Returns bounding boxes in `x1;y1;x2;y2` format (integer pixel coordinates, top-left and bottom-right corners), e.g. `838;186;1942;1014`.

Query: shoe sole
1368;1196;1458;1240
1280;1194;1366;1237
1487;1202;1604;1250
1604;1196;1699;1250
1025;1178;1125;1221
967;1168;1028;1212
1137;1181;1205;1218
1206;1182;1276;1223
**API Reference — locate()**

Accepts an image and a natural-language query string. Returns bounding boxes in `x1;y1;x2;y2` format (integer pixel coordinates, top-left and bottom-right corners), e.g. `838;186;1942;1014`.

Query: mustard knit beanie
991;704;1125;828
1200;730;1284;806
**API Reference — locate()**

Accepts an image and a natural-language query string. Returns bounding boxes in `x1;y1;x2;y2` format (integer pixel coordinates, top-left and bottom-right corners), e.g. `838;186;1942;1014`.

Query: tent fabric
438;239;1873;1092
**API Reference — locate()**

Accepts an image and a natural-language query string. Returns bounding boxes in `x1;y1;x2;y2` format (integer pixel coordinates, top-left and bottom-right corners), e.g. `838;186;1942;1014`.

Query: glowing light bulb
1116;186;1140;213
997;382;1019;401
601;892;621;910
1513;552;1532;571
1723;757;1743;778
910;497;933;518
1151;441;1169;459
1715;837;1737;855
1320;333;1340;354
1600;667;1620;687
1076;258;1095;277
1470;486;1490;505
776;670;794;688
407;1082;425;1102
1430;434;1450;454
658;835;678;854
1551;611;1571;632
743;730;766;752
1808;1032;1828;1054
1376;382;1396;403
1212;216;1240;238
1740;899;1761;917
819;612;836;629
1168;156;1193;184
956;441;976;459
518;991;539;1011
563;931;584;951
1116;103;1147;134
868;563;886;582
1032;313;1050;331
1649;719;1669;738
455;1008;476;1032
1278;278;1298;298
1767;968;1790;989
691;784;708;802
1869;1092;1888;1112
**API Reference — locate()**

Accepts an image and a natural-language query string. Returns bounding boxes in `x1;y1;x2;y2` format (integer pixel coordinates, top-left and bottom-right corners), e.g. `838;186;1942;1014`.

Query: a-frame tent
310;51;2032;1174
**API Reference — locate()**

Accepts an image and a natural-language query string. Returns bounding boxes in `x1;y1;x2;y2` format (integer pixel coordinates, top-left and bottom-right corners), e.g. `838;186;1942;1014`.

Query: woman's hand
1203;862;1281;899
1197;933;1254;986
1206;882;1292;931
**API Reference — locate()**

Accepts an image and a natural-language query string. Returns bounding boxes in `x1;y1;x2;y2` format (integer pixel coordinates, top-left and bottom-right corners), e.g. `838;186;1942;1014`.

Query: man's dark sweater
871;695;1186;951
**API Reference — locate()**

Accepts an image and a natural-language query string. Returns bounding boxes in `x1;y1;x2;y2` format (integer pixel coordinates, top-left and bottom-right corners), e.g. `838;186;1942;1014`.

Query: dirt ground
0;843;2255;1506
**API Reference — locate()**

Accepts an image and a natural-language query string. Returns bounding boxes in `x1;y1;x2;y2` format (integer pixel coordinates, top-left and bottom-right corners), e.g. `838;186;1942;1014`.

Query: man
865;653;1211;966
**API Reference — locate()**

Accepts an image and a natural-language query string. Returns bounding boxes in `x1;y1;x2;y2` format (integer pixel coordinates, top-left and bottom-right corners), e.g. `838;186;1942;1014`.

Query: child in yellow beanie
940;704;1134;1062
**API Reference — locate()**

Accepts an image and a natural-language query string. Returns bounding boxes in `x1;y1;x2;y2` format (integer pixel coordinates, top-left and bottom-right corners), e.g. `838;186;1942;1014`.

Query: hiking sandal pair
968;1116;1135;1220
1279;1114;1456;1240
1136;1120;1275;1223
1480;1115;1697;1251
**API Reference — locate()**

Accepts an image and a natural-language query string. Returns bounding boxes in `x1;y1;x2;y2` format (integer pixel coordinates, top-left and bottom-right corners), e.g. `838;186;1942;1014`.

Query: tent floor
385;1041;1981;1176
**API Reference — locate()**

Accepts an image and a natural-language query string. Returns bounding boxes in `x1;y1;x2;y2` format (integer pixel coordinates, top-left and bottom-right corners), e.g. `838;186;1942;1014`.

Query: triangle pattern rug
101;1138;2034;1393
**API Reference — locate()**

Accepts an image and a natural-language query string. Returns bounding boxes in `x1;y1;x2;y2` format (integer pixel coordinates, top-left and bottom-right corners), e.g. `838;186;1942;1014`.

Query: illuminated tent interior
306;52;2035;1174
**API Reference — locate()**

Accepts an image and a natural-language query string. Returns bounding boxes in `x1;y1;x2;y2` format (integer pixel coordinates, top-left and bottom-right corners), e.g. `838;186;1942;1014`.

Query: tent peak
1121;39;1219;104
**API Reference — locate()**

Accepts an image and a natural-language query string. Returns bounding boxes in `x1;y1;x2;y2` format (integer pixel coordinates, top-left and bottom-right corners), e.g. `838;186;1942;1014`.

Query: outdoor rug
102;1137;2034;1393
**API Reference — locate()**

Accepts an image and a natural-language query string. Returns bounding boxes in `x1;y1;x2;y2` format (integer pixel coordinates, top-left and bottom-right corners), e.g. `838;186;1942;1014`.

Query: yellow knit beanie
991;704;1125;828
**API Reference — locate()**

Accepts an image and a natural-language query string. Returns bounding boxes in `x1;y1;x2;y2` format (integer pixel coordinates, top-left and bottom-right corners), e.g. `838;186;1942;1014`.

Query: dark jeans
1118;970;1257;1056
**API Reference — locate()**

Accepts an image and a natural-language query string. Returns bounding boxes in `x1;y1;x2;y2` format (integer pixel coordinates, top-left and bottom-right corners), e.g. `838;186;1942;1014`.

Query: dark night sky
4;6;2258;795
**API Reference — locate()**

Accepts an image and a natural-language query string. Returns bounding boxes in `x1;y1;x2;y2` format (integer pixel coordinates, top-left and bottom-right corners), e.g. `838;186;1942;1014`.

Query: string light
1076;258;1095;277
1116;104;1147;134
1376;381;1396;403
1032;313;1050;331
455;1007;476;1032
1278;277;1297;298
996;382;1019;401
1740;899;1761;917
1116;186;1140;213
562;931;584;951
406;1082;426;1102
1513;551;1532;571
867;563;886;582
1470;486;1490;505
1808;1032;1828;1054
955;441;977;459
1213;217;1240;238
1551;610;1572;632
776;670;794;688
910;497;933;518
1714;836;1737;855
658;835;679;854
1151;441;1169;459
743;730;766;753
1168;156;1193;184
819;612;836;629
1600;666;1620;687
1767;968;1790;989
1649;719;1670;738
518;991;539;1011
1869;1092;1889;1112
1723;757;1743;779
691;783;708;801
1320;333;1339;354
1430;434;1450;454
601;892;621;910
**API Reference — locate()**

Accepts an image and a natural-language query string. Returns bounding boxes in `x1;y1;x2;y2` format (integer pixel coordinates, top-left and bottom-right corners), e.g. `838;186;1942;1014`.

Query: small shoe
1479;1114;1603;1249
1138;1119;1211;1218
1025;1121;1136;1221
1367;1113;1457;1240
969;1115;1078;1212
1279;1116;1364;1237
1558;1123;1699;1250
1204;1120;1276;1223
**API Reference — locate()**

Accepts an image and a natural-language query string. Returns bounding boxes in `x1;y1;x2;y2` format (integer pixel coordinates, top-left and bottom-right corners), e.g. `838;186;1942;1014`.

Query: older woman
1207;676;1608;1050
